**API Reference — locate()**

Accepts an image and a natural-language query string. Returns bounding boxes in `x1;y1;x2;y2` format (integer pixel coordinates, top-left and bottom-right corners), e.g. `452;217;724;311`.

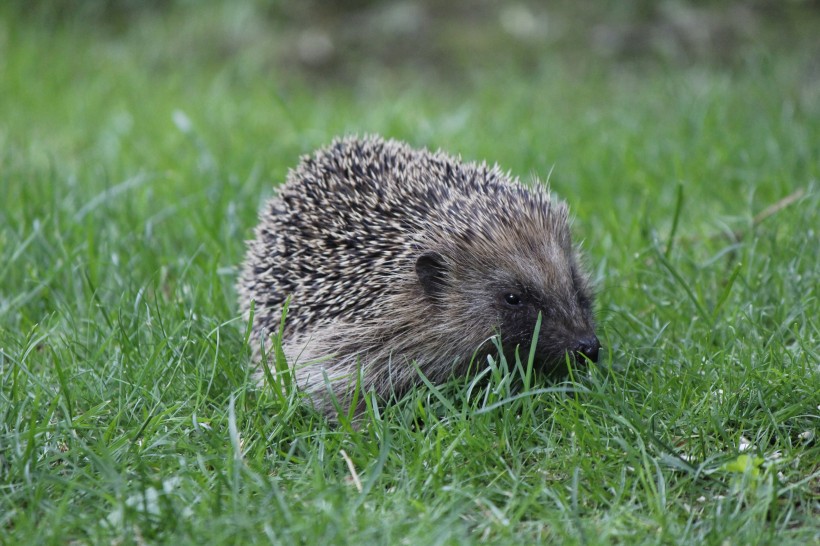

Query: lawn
1;1;818;544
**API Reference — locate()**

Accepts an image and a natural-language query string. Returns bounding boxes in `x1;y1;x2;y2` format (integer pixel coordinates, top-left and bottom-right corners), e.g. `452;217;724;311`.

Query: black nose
573;335;600;363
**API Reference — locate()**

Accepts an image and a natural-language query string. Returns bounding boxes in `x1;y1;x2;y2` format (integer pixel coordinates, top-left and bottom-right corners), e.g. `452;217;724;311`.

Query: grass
1;2;818;544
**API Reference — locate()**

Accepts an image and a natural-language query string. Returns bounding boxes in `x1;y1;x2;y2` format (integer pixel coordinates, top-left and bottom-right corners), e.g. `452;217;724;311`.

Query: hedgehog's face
489;276;599;373
415;242;600;374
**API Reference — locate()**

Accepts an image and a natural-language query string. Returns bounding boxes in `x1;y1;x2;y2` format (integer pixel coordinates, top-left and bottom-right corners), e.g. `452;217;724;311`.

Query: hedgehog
237;135;600;416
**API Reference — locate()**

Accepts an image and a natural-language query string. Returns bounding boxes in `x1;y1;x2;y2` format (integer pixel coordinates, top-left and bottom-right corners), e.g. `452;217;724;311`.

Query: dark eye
503;293;522;306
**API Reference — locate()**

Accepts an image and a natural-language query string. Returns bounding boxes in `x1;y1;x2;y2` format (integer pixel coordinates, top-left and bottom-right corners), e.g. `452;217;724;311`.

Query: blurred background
1;0;818;269
6;0;820;79
3;1;817;165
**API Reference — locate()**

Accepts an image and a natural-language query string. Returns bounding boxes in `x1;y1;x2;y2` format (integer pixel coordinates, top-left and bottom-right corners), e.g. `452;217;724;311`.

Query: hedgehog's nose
573;335;600;363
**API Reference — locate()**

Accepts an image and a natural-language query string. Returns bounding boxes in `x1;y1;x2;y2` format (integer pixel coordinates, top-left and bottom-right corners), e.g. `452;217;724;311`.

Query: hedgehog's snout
572;335;601;363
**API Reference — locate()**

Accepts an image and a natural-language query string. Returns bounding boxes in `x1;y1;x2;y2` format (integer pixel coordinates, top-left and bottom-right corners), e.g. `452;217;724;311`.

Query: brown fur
237;135;599;415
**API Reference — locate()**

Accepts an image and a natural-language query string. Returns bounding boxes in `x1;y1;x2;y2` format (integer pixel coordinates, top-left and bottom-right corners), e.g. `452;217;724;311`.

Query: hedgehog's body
238;136;599;415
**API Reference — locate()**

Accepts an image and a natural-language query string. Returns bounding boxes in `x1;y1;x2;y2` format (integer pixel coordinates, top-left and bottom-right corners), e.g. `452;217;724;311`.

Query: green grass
1;2;818;544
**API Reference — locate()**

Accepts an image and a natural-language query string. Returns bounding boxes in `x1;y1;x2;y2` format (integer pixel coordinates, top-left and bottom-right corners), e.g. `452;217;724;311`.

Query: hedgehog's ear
416;251;449;298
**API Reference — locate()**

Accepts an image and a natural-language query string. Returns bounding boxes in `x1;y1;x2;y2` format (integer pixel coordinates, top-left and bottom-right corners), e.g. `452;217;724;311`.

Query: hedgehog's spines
237;135;598;417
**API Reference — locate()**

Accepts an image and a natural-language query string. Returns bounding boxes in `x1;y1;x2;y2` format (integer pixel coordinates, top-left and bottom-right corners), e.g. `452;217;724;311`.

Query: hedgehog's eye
503;293;522;306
